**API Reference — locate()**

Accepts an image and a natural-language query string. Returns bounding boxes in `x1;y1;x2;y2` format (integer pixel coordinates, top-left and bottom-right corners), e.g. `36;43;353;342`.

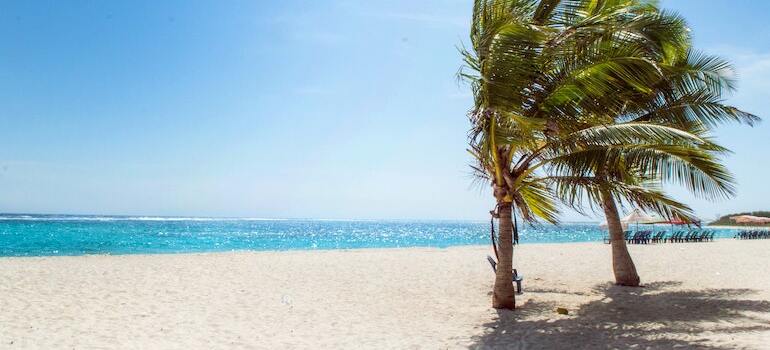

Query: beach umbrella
730;215;770;224
655;217;698;234
622;209;657;230
662;217;688;225
622;209;657;224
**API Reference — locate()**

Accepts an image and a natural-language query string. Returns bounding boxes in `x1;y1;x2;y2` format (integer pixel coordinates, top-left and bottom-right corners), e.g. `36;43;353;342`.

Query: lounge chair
628;231;642;244
487;255;523;294
741;230;770;239
634;230;652;244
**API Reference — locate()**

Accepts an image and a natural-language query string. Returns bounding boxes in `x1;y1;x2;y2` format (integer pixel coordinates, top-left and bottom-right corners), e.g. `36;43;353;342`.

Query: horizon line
0;211;602;223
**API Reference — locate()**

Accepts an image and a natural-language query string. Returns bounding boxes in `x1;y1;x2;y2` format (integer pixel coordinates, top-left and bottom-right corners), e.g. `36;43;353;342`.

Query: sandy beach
1;240;768;349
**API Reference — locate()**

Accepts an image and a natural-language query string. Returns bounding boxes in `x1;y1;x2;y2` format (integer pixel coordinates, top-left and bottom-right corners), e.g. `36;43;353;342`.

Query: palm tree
549;127;744;286
549;49;759;286
461;0;707;308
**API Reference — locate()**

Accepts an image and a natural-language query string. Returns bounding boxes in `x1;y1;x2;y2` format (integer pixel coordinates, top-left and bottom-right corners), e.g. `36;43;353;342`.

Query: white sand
0;240;768;349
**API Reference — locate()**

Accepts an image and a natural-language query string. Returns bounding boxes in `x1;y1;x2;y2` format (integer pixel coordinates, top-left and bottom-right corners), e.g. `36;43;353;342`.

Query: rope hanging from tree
489;203;520;261
490;205;500;261
513;205;519;245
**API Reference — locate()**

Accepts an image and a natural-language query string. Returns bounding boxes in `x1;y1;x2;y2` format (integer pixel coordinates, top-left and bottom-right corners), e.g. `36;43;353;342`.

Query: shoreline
1;240;768;348
0;242;561;260
0;237;745;260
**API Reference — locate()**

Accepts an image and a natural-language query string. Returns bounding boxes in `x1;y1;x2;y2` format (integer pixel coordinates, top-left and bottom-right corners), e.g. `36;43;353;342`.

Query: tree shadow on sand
468;281;770;349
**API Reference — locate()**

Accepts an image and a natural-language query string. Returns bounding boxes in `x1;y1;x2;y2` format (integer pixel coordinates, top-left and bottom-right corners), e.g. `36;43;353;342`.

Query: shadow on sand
469;281;770;349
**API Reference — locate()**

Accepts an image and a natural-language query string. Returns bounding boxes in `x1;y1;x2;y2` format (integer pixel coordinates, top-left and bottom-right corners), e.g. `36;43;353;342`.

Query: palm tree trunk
599;187;641;286
492;202;516;309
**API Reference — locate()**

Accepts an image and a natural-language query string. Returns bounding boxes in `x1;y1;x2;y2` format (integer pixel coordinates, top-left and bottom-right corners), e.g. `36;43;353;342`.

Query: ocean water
0;214;743;257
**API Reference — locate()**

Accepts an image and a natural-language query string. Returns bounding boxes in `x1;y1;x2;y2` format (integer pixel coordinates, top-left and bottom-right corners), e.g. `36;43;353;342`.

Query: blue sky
0;1;768;221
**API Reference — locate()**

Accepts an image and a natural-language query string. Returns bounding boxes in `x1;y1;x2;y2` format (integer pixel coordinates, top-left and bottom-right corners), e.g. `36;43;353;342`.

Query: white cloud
695;46;770;112
734;54;770;91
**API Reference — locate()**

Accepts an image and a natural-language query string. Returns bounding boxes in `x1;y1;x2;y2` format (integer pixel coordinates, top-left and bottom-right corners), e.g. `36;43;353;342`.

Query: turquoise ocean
0;214;743;257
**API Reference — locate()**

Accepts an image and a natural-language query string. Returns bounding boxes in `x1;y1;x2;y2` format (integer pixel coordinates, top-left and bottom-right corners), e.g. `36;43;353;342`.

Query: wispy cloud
703;46;770;104
733;53;770;85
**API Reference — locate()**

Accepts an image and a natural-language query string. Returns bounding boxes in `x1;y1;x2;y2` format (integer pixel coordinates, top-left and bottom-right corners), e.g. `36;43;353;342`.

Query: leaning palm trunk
492;201;516;308
599;186;641;286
